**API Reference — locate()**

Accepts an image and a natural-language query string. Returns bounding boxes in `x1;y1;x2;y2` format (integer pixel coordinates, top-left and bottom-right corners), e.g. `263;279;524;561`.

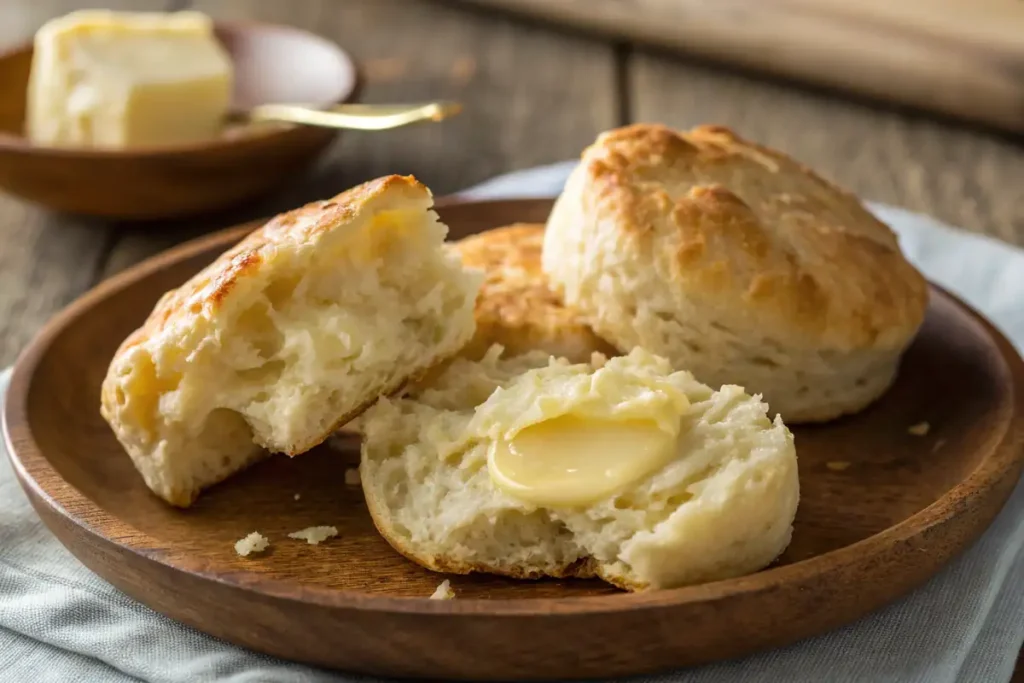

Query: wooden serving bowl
0;22;357;220
4;198;1024;680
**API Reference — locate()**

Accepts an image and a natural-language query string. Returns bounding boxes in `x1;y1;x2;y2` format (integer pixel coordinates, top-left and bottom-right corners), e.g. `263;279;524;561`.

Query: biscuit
101;175;482;506
452;223;616;364
360;346;799;591
543;124;928;422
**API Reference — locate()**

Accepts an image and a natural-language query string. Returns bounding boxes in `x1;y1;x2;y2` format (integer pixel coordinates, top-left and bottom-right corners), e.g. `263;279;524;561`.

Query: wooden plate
4;198;1024;681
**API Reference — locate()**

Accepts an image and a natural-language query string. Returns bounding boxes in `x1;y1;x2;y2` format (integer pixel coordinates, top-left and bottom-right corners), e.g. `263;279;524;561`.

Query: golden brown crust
110;175;426;361
577;124;928;351
452;224;617;363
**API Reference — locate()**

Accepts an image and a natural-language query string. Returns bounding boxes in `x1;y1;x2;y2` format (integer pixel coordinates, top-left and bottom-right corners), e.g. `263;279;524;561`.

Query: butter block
27;10;234;148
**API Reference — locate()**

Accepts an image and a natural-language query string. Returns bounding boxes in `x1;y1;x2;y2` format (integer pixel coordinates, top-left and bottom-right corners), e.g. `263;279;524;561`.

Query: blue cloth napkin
1;162;1021;683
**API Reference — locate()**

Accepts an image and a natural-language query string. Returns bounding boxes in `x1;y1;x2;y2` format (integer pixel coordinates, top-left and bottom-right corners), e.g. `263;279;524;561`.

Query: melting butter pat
488;415;676;507
27;10;233;148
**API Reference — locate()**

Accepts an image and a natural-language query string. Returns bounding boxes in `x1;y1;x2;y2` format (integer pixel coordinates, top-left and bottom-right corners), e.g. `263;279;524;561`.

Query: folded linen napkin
0;161;1021;683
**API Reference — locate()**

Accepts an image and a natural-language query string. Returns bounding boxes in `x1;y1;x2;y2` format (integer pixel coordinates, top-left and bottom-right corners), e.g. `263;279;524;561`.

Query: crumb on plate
826;461;851;472
294;493;301;501
345;468;361;486
234;532;269;557
908;422;930;436
287;526;338;545
430;579;455;600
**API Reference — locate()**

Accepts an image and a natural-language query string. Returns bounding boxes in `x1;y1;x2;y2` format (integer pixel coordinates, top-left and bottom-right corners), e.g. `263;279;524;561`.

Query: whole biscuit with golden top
543;124;928;422
101;175;482;506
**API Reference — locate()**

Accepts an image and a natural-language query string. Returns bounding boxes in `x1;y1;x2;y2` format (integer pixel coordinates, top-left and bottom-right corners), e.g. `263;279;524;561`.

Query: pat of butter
487;415;676;507
27;10;233;148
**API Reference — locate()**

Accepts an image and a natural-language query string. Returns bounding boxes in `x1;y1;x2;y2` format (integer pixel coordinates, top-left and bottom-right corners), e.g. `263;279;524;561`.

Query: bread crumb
344;468;361;486
234;532;269;557
293;493;301;501
932;438;947;453
287;526;338;545
430;579;455;600
908;422;930;436
826;461;851;472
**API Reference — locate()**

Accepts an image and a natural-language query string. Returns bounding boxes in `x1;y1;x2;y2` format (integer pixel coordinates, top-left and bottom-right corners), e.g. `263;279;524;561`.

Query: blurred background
0;0;1022;367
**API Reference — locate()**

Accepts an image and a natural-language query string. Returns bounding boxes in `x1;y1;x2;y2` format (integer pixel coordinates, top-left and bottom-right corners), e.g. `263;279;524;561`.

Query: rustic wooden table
1;0;1022;679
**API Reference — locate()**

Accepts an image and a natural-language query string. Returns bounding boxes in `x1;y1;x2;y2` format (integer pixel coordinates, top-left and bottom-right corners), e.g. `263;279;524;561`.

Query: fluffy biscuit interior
360;347;799;590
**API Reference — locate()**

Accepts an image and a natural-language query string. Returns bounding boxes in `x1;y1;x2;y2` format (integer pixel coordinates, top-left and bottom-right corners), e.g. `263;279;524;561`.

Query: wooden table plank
450;0;1024;135
99;0;620;277
0;0;175;366
628;51;1024;246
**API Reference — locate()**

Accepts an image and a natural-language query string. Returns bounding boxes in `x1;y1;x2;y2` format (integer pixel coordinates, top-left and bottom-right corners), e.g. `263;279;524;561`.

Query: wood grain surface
0;0;1023;677
451;0;1024;134
5;198;1024;680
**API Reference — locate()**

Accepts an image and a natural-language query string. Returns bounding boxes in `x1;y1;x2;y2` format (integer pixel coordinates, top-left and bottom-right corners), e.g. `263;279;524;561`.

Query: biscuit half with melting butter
101;175;482;507
544;124;929;422
452;223;617;364
360;346;799;591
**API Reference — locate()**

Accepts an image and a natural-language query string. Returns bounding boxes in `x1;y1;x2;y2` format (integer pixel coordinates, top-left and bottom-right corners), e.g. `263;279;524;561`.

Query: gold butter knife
234;101;463;131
